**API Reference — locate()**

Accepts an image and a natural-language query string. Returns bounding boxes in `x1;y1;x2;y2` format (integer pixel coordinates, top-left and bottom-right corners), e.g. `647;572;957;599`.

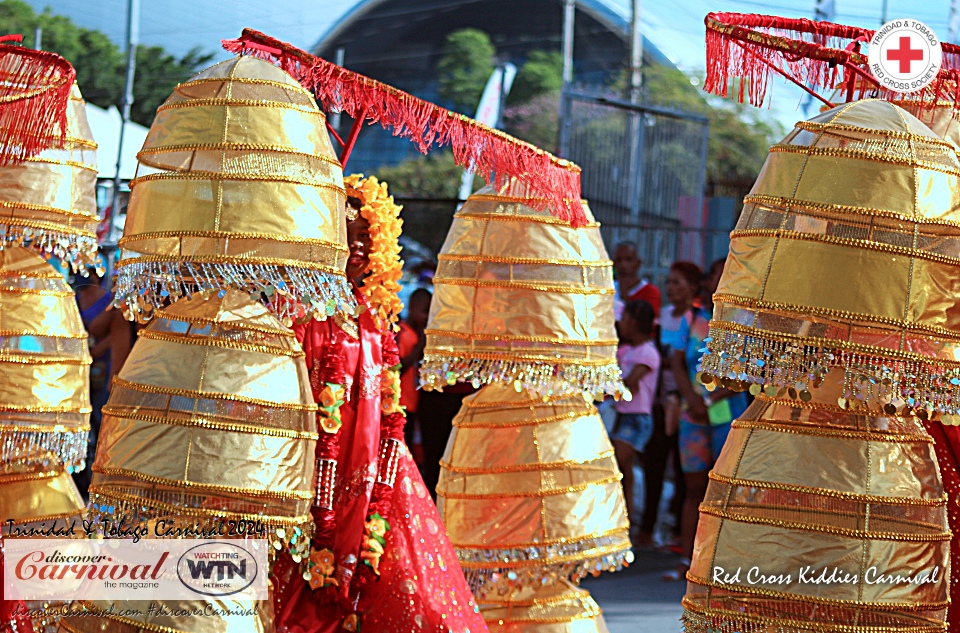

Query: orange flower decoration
342;614;359;632
344;174;404;331
308;548;338;590
320;415;341;434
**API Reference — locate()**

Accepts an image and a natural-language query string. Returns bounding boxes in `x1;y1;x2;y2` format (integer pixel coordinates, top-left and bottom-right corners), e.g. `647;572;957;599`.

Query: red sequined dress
272;296;487;633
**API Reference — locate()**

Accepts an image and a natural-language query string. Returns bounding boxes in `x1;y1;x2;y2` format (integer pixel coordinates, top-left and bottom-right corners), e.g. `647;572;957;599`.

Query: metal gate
559;92;720;285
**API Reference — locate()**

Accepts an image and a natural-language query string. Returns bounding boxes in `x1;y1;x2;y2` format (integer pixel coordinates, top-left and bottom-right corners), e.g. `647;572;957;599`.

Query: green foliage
436;28;495;113
0;0;212;126
507;50;562;105
502;91;560;153
376;151;482;199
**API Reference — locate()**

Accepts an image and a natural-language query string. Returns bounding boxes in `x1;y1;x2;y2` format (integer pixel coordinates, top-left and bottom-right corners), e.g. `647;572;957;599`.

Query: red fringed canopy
222;29;587;226
0;41;74;164
705;12;960;113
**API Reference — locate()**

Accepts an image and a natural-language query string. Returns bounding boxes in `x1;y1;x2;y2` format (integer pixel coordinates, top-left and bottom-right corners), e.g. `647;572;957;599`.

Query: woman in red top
272;176;486;633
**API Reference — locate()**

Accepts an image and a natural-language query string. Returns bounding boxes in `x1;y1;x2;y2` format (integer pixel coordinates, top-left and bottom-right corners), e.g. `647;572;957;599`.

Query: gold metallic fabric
59;598;274;633
88;291;317;555
479;581;609;633
893;98;960;151
698;100;960;417
422;181;623;399
0;83;99;271
437;382;631;597
114;56;354;325
682;393;950;632
0;462;84;528
0;247;90;473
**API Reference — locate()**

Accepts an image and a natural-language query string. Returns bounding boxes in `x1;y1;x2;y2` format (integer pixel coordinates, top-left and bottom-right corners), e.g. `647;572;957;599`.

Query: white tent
84;102;149;180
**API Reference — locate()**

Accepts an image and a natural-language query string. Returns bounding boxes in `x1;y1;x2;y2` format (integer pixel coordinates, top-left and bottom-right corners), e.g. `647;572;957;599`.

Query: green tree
502;91;560;153
376;151;483;199
0;0;212;126
507;50;563;105
436;28;495;113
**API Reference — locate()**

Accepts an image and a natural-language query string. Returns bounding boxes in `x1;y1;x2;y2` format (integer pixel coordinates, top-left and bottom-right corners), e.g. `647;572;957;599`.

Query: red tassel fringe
222;29;587;227
0;44;74;164
704;12;960;116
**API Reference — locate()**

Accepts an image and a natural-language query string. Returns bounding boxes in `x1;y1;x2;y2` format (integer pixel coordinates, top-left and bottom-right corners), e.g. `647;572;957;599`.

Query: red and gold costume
272;176;486;633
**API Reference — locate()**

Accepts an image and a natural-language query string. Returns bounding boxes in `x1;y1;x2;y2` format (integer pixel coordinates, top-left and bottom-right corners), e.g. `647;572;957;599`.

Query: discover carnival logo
868;19;943;93
2;539;268;601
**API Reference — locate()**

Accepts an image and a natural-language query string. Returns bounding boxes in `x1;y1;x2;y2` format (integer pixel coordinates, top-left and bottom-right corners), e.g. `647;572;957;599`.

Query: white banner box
3;539;269;600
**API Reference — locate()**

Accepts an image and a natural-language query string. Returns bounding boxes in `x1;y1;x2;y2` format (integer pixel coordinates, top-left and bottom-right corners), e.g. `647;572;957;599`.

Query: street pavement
583;545;687;633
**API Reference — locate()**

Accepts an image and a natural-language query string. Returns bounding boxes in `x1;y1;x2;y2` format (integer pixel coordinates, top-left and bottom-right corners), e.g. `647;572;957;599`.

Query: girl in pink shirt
611;300;661;526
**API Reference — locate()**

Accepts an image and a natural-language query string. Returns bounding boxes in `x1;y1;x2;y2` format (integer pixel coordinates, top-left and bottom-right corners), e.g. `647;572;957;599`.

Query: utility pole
107;0;140;249
558;0;575;157
629;0;642;102
33;27;41;50
562;0;575;83
950;0;960;43
331;47;345;131
881;0;888;24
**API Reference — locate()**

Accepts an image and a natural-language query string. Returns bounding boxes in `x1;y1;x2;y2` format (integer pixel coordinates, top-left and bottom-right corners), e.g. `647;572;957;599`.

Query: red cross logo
886;36;924;73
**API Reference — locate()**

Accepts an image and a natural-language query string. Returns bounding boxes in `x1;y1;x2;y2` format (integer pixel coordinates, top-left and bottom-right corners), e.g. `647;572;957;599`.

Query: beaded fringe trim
458;533;633;595
0;427;89;473
87;491;314;561
420;356;626;400
0;226;99;272
114;260;357;325
698;326;960;418
680;606;946;633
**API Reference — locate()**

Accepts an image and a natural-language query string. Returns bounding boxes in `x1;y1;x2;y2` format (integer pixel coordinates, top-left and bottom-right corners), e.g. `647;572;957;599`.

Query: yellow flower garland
345;174;404;330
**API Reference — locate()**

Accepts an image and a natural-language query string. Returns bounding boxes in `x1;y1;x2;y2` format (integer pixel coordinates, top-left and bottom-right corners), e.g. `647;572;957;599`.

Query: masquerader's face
346;215;372;282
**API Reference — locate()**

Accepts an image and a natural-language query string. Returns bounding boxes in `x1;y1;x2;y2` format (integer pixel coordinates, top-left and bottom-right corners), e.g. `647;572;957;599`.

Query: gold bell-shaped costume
114;54;353;324
429;183;630;633
0;84;98;535
60;56;341;633
0;246;90;530
684;100;954;632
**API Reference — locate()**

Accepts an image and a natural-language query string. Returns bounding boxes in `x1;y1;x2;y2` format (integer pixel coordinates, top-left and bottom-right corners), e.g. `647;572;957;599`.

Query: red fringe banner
704;13;960;115
223;29;587;226
0;43;74;164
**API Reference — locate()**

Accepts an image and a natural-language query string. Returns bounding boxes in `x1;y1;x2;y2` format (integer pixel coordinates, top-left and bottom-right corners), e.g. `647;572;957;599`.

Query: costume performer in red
272;175;487;633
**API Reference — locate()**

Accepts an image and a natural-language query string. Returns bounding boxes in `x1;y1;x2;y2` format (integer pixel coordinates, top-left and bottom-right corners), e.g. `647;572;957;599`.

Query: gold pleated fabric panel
114;56;354;324
422;181;623;399
87;290;317;553
0;83;99;271
479;581;609;633
437;382;630;633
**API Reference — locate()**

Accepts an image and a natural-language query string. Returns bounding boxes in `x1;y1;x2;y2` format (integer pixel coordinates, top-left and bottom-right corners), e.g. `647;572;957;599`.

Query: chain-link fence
559;91;731;285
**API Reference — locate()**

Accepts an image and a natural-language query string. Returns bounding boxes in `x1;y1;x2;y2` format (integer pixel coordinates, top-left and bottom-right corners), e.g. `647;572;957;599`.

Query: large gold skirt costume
428;184;630;632
683;100;954;632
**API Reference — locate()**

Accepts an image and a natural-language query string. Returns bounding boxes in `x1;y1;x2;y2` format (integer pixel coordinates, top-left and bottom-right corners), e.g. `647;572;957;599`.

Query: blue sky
25;0;955;128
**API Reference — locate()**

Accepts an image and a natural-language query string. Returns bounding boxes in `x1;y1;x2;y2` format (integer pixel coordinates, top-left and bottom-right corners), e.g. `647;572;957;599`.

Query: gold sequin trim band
0;216;96;237
153;312;295;337
424;352;617;366
462;392;578;408
454;526;629;549
0;287;75;297
794;119;956;147
22;154;98;172
454;410;598;429
681;598;945;633
92;466;315;500
0;329;86;339
0;405;92;413
441;451;614;473
684;575;949;611
462;541;629;571
130;169;346;191
426;328;617;346
438;253;611;267
119;229;347;252
708;471;946;506
715;292;960;343
455;210;599;227
0;353;89;365
138;142;341;166
100;407;317;439
156;97;322;115
137;328;305;358
709;320;960;369
731;417;934;443
437;474;622;499
437;277;612;295
698;505;951;541
111;376;317;411
177;75;317;97
116;253;345;277
746;193;960;230
0;469;61;484
769;143;960;176
0;423;90;433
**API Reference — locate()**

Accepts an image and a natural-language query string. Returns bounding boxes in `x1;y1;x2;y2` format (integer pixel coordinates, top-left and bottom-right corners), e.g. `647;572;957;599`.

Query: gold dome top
421;180;623;399
0;84;99;271
700;100;960;417
115;56;354;325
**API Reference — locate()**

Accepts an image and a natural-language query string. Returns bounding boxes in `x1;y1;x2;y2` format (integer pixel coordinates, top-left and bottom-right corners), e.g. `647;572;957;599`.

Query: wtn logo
185;559;247;581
